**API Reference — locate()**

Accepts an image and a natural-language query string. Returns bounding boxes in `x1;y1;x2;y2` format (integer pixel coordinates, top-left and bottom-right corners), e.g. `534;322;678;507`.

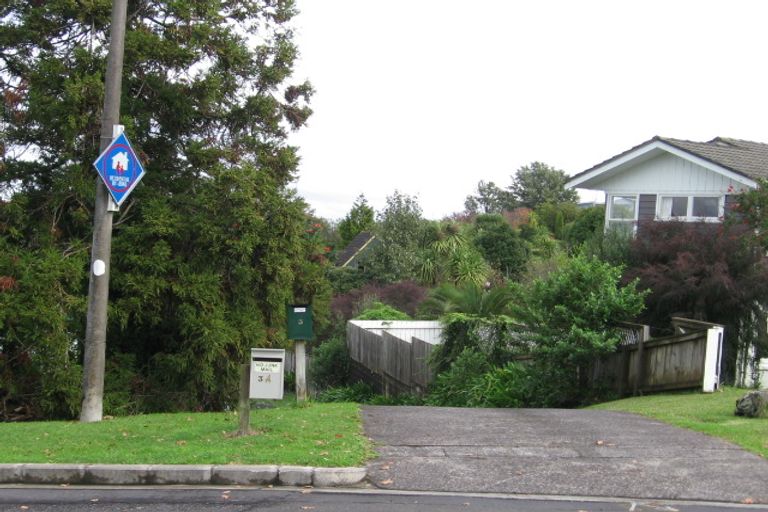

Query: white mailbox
249;348;285;400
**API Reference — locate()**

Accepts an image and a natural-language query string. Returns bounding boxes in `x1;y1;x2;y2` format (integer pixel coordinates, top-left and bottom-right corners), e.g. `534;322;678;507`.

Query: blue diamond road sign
92;132;145;207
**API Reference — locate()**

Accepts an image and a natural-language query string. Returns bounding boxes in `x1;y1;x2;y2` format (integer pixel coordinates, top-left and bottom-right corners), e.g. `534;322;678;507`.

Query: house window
660;196;687;218
692;197;720;218
607;195;637;233
657;195;723;221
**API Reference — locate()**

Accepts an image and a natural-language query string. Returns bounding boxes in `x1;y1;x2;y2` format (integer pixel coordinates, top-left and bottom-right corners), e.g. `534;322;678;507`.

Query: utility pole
80;0;128;423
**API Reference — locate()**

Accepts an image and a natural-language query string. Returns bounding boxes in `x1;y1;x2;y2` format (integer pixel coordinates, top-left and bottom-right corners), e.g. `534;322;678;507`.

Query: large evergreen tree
464;180;516;214
0;0;329;418
337;194;374;247
509;162;578;209
363;191;425;284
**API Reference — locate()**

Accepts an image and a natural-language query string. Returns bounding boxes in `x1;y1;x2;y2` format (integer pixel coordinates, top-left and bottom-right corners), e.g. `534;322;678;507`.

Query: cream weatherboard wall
598;153;750;228
595;153;747;195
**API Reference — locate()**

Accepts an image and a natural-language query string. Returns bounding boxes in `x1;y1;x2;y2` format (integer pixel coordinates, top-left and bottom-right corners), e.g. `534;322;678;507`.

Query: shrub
315;381;375;403
579;225;633;266
103;352;146;416
309;337;351;390
375;281;428;316
471;214;529;278
623;221;768;381
368;393;426;406
430;314;527;374
511;255;647;406
471;361;533;408
326;267;367;295
0;243;85;420
564;205;605;250
426;349;490;407
331;281;427;321
354;302;411;320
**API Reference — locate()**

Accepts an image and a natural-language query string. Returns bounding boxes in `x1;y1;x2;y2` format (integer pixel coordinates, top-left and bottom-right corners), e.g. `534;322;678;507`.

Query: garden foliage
624;221;768;380
308;337;350;391
331;280;427;322
354;302;411;321
0;0;329;418
428;256;646;408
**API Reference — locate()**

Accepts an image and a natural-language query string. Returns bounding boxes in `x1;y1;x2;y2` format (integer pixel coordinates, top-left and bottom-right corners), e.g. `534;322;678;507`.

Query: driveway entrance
363;406;768;503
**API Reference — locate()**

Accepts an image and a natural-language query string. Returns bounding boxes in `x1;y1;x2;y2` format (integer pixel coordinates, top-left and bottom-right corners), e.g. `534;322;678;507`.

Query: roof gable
335;231;377;267
567;136;766;190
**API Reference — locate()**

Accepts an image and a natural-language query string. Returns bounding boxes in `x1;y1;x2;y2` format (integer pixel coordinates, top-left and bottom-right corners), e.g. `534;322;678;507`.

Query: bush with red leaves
331;280;428;322
626;221;768;326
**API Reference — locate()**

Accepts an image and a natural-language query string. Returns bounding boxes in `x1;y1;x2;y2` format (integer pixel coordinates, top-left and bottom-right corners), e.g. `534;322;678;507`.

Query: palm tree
417;223;490;287
421;282;515;318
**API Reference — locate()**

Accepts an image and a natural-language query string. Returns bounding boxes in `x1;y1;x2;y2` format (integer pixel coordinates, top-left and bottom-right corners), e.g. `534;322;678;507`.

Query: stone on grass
735;390;768;418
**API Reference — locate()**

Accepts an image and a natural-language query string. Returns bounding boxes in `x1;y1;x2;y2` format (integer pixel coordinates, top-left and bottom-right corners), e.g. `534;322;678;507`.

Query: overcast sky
288;1;768;221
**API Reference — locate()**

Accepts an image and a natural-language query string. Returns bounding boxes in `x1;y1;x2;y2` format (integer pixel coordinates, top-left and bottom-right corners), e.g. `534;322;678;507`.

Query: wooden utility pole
80;0;128;423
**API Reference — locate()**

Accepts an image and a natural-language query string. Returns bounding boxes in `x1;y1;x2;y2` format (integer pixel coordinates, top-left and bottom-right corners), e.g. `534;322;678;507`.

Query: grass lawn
0;398;372;467
589;387;768;458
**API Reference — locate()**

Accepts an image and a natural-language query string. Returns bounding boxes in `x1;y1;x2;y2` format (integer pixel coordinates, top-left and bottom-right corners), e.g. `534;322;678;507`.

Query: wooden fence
594;318;724;395
346;321;440;396
346;317;724;398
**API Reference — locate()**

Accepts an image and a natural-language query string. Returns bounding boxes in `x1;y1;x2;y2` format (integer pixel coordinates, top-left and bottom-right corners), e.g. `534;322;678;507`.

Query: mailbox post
287;304;313;402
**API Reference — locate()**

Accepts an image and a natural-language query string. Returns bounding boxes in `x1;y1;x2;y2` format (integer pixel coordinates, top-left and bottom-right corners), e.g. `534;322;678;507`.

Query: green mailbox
287;304;313;340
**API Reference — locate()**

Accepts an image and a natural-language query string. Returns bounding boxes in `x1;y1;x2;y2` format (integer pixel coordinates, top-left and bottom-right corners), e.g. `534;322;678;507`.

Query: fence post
702;326;724;392
617;347;629;397
237;363;251;436
633;325;649;396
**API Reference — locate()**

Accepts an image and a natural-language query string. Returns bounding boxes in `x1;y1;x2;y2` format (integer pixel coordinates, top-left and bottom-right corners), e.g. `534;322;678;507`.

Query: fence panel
411;337;434;388
595;326;719;395
347;322;384;373
382;331;412;386
641;332;708;391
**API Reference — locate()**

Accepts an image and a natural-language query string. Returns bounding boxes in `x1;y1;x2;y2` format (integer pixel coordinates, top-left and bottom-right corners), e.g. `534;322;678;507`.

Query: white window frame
656;194;724;222
606;194;638;233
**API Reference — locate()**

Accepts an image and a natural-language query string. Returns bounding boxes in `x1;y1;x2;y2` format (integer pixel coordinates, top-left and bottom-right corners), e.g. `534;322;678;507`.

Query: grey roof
570;136;768;185
335;231;376;267
659;136;768;181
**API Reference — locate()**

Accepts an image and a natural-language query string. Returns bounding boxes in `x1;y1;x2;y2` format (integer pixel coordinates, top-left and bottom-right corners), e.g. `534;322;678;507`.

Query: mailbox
286;304;313;341
249;348;285;400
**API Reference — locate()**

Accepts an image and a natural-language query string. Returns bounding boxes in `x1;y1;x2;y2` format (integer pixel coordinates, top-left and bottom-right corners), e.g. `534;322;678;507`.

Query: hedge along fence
345;317;528;396
347;316;724;399
430;314;532;375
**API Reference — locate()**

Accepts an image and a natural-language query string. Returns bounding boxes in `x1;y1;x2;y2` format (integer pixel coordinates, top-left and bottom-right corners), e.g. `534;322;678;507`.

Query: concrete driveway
363;406;768;503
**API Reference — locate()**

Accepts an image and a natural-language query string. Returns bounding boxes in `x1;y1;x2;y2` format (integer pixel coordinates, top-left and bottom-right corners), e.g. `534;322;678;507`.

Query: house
335;231;377;269
568;136;768;388
566;136;768;231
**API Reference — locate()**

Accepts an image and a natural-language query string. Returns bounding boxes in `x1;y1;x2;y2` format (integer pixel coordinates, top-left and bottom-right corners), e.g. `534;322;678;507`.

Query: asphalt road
0;487;765;512
363;406;768;503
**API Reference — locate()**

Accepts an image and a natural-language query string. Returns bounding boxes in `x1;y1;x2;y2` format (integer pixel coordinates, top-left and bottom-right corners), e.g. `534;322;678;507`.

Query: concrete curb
0;464;368;488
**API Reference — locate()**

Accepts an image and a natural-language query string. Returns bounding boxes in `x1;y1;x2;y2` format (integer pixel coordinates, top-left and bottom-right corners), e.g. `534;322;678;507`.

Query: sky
288;1;768;221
